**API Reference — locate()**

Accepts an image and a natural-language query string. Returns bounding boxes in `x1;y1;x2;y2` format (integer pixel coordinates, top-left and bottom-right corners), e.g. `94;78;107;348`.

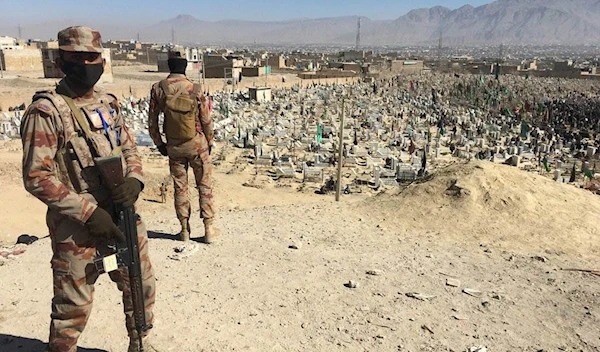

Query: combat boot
178;219;190;242
128;336;157;352
202;218;221;244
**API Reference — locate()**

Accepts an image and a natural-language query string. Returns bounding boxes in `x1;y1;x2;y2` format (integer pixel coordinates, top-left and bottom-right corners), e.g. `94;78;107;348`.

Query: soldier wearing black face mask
20;26;156;352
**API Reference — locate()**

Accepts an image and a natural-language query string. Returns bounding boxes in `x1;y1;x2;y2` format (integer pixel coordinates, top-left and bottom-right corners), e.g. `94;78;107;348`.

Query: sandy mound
362;160;600;258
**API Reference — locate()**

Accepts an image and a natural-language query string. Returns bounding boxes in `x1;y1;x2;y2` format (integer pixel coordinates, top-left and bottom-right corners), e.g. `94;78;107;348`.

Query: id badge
85;110;104;129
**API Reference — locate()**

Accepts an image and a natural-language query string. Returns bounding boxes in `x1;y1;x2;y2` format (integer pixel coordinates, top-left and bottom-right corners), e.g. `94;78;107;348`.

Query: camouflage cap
57;26;103;53
168;46;187;59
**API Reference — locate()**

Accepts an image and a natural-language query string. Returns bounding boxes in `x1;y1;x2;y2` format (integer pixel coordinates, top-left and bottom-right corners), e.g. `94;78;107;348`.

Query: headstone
396;164;417;181
507;155;520;167
303;167;324;183
275;167;295;178
553;169;562;181
254;144;262;158
583;161;590;173
412;156;421;168
374;166;381;187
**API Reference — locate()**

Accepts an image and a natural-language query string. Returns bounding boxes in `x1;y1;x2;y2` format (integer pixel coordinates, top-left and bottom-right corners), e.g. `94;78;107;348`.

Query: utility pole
201;49;206;88
17;24;22;39
335;96;345;202
137;33;140;42
0;49;4;78
171;26;175;44
437;33;443;62
355;17;361;50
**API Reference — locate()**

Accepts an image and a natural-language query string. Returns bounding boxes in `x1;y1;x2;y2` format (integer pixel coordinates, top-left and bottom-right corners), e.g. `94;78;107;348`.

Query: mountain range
3;0;600;46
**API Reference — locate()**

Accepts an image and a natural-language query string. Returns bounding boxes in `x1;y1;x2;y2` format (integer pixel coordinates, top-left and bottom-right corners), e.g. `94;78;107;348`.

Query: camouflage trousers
167;133;215;222
47;210;156;352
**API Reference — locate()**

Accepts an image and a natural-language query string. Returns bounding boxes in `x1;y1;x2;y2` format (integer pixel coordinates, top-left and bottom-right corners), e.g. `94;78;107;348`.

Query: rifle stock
95;155;152;351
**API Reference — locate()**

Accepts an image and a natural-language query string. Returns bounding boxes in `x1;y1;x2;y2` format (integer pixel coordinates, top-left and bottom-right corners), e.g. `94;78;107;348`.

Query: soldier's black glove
157;144;168;156
86;208;126;242
112;178;143;208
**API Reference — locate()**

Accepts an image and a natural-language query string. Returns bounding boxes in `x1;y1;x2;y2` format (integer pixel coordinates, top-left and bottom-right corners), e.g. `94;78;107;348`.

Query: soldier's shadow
0;334;107;351
147;230;176;241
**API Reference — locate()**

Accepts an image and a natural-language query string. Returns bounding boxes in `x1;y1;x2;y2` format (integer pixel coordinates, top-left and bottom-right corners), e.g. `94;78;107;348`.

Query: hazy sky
0;0;494;23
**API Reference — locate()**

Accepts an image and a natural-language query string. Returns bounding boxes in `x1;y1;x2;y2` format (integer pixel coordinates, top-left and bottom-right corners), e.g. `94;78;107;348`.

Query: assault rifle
94;154;152;351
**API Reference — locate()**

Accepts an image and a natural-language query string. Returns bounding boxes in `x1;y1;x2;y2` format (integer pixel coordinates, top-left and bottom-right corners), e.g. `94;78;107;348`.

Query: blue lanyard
96;108;120;148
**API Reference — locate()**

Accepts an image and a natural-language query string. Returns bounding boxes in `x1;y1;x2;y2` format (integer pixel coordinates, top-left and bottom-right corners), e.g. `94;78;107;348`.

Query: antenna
171;26;175;44
437;33;443;61
17;24;22;39
355;17;361;50
137;32;140;42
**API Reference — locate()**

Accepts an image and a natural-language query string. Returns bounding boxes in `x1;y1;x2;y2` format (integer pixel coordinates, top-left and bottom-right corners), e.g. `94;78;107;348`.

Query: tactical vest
160;79;199;141
32;90;124;194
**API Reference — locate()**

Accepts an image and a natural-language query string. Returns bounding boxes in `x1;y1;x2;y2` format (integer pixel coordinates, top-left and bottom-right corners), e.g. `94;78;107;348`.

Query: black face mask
168;58;188;74
61;61;104;89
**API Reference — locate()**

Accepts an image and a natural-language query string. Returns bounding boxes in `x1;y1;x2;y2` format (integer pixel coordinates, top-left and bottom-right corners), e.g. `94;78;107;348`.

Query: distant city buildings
1;32;600;82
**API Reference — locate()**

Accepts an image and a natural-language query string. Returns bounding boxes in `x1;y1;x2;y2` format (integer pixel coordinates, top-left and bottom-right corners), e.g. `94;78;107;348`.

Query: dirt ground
1;135;599;351
1;66;599;351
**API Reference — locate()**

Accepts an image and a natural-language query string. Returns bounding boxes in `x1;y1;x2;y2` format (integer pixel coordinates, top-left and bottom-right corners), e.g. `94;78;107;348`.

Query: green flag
542;157;550;172
316;124;323;144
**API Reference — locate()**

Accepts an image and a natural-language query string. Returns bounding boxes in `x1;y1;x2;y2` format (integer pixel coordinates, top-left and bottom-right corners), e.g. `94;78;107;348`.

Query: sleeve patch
36;102;53;115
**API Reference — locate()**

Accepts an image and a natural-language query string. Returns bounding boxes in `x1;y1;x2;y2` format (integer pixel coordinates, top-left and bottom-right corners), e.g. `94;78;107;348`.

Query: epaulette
30;91;60;117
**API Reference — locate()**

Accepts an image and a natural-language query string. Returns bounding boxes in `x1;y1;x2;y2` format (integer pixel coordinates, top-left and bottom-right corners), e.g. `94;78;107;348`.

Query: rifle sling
60;94;94;140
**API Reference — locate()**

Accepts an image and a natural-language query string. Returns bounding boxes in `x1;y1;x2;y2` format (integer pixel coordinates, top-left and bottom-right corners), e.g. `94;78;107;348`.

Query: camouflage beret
58;26;103;53
168;47;187;59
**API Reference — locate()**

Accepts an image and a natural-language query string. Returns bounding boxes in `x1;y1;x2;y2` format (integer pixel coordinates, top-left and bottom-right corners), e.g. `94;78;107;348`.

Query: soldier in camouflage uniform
148;47;219;243
20;26;156;352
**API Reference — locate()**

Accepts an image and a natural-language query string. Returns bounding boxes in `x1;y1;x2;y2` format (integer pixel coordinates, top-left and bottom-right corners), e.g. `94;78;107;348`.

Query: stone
366;269;383;276
468;346;487;352
405;292;436;301
452;314;469;320
168;243;199;261
345;280;359;289
446;278;461;287
462;288;481;297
